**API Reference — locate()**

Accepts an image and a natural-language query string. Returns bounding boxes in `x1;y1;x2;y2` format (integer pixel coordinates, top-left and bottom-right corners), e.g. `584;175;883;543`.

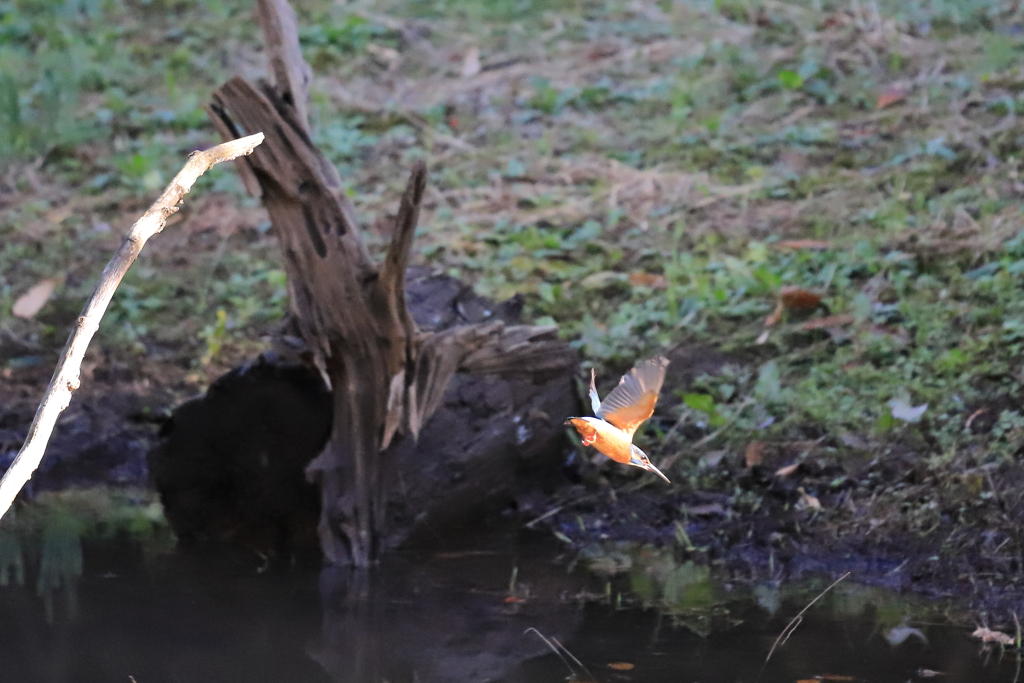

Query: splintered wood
207;0;574;566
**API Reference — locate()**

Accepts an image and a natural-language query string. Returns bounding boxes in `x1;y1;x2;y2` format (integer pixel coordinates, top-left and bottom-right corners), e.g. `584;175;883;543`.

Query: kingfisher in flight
566;357;671;483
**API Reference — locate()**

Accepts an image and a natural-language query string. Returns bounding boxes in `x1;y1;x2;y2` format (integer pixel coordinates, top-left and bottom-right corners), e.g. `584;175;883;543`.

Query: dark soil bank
4;273;1024;618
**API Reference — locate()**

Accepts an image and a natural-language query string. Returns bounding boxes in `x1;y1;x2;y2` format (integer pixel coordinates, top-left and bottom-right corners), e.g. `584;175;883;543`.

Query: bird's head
627;444;671;484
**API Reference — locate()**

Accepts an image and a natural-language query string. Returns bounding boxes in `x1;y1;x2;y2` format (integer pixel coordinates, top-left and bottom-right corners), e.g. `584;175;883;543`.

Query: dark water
0;531;1018;683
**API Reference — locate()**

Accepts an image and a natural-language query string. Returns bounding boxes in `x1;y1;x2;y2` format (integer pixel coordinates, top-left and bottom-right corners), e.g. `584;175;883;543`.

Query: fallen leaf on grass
801;314;855;330
766;287;823;326
607;663;634;671
45;205;73;225
628;271;666;288
877;86;909;109
774;239;831;250
775;463;800;478
972;626;1015;645
819;13;849;29
12;279;57;319
780;286;822;310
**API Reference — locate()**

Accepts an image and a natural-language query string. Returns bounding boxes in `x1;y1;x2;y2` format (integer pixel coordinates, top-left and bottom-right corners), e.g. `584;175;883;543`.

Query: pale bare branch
0;133;265;522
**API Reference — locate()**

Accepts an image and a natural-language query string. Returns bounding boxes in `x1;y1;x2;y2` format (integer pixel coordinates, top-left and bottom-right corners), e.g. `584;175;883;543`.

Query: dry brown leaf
775;462;800;478
607;663;634;671
972;626;1015;645
45;205;73;225
819;13;848;28
745;441;766;467
774;239;831;250
628;271;667;288
877;86;908;109
801;314;855;330
796;487;821;511
12;279;57;319
780;286;822;310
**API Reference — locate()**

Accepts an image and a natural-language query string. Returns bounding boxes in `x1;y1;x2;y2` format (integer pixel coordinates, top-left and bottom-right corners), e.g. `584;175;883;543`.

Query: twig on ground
0;133;265;522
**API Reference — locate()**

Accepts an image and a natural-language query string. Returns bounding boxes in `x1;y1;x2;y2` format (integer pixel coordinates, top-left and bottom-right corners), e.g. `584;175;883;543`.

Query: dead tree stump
206;0;576;566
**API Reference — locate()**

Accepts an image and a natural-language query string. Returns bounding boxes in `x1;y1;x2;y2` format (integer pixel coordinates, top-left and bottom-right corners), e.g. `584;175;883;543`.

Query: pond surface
0;529;1017;683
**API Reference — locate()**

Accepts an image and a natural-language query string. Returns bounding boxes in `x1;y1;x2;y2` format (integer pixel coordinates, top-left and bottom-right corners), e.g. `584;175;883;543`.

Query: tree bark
206;0;575;566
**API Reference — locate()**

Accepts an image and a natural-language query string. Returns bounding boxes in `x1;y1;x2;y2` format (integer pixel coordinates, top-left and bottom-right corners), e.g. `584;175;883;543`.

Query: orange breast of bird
569;418;633;464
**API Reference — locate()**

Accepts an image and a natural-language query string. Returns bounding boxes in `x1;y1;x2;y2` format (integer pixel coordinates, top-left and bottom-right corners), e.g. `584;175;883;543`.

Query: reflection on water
0;525;1018;683
513;597;1018;683
35;513;83;624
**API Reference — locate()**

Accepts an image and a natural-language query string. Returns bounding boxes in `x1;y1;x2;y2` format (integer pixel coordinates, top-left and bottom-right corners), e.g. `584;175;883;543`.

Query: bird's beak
642;461;672;484
628;449;672;483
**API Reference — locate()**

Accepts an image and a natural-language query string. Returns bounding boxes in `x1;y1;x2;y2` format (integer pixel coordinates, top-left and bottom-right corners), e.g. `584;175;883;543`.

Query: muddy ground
5;334;1024;625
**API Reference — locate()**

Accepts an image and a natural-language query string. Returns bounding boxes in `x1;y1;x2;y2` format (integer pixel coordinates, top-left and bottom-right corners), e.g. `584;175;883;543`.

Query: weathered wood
210;73;396;565
206;0;576;565
256;0;312;136
148;271;579;562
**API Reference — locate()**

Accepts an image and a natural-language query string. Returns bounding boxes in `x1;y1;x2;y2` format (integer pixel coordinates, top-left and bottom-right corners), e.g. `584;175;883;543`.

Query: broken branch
0;133;264;522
